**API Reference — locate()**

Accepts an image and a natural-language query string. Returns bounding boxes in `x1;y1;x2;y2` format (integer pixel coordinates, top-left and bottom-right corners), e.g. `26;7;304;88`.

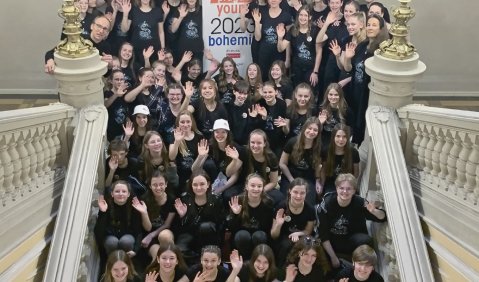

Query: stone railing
0;103;76;280
398;104;479;279
43;104;107;282
0;103;75;209
364;106;434;281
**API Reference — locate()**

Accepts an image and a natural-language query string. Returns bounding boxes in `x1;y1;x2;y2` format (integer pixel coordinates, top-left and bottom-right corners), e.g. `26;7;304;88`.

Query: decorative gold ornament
379;0;416;60
56;0;94;58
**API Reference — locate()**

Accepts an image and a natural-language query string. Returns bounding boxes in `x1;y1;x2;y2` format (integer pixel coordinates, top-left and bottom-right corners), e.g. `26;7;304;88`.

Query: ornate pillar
52;0;107;109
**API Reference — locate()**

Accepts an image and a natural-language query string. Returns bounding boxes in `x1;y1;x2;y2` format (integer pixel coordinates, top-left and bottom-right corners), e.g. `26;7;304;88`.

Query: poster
202;0;254;76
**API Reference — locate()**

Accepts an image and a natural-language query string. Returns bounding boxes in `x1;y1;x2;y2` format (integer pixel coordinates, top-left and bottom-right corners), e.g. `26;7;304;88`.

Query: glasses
93;22;109;32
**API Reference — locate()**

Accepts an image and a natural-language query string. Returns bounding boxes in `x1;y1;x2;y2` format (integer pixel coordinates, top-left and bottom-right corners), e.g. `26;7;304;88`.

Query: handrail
43;104;108;282
366;106;434;281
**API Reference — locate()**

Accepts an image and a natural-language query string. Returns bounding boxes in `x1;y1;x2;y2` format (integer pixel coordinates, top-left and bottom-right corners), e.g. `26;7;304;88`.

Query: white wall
0;0;477;96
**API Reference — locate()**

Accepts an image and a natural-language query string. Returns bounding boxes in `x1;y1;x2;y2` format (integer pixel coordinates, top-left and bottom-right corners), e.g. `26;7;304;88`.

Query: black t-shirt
251;152;279;182
105;156;140;184
320;107;352;152
277;263;325;281
259;99;287;152
186;264;230;282
258;8;293;49
192;101;228;140
156;101;178;146
128;6;164;51
317;193;387;243
225;101;265;146
172;7;204;53
238;264;278;282
286;25;320;68
335;265;384;282
142;193;175;230
106;11;129;56
175;133;201;172
275;201;315;240
283;137;316;181
311;6;330;25
276;81;294;101
228;199;274;234
104;90;129;140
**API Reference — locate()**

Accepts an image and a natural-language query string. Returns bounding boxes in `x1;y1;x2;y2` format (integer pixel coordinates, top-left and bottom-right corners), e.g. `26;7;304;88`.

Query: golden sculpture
56;0;94;58
379;0;416;60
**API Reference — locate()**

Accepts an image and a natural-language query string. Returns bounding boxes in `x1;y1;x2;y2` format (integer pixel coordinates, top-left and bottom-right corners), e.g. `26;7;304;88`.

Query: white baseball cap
133;105;150;116
213;119;230;131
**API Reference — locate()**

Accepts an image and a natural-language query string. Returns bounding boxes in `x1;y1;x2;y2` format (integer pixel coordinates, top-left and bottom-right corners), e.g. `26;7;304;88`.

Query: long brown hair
248;244;277;282
246;129;276;180
324;124;354;177
320;83;348;123
238;174;270;225
140;131;170;181
217;56;241;94
102;250;138;282
286;236;331;274
290;117;322;178
145;243;187;275
287;83;315;120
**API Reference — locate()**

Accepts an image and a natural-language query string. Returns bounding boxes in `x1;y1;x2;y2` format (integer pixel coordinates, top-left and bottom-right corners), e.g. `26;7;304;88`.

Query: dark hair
108;139;128;154
141;171;168;223
210;126;234;165
102;250;138;282
249;244;277;282
187;170;212;195
290;117;322;178
217;56;241;94
320;83;349;123
325;124;354;177
287;83;315;120
286;236;331;274
233;80;250;94
107;181;134;232
268;60;290;86
285;178;309;217
368;2;390;22
239;174;269;224
145;243;187;275
118;42;137;82
245;63;263;102
366;14;389;53
345;0;360;11
290;6;312;38
246;129;276;180
107;69;125;90
136;67;154;87
201;245;222;259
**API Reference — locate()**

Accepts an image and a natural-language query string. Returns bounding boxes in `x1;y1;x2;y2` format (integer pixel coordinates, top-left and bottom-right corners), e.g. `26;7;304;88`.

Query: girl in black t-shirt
170;0;204;61
320;124;359;194
157;83;184;145
117;42;141;89
228;244;279;282
253;0;293;81
104;70;129;141
101;250;141;282
186;245;230;282
271;178;316;267
123;104;153;160
213;57;243;105
277;6;325;89
173;171;225;255
227;174;274;259
318;83;352;152
145;243;188;282
140;171;176;259
169;111;203;194
139;131;178;190
268;60;294;105
245;63;264;103
279;117;322;205
245;129;284;204
284;83;317;139
183;79;229;140
119;0;165;65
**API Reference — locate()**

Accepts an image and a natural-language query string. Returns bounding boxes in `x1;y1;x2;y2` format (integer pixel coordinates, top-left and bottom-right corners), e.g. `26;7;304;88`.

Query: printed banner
202;0;254;76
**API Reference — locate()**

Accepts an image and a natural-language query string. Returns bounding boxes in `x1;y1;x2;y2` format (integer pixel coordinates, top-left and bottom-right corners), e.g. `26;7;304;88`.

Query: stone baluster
1;135;14;206
39;126;51;175
423;125;435;182
8;132;22;199
474;161;479;205
33;127;46;180
410;121;421;168
438;129;453;190
455;133;472;200
464;135;478;203
52;122;63;169
25;129;38;187
446;131;460;193
17;131;31;194
417;124;428;178
45;124;57;175
431;127;445;185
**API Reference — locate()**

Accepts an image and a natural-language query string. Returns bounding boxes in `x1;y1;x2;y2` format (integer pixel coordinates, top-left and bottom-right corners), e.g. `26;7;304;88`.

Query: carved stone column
53;51;107;109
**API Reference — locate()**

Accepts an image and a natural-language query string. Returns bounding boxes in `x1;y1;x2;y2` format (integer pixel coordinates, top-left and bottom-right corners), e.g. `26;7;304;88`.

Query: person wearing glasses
316;174;386;269
44;15;113;74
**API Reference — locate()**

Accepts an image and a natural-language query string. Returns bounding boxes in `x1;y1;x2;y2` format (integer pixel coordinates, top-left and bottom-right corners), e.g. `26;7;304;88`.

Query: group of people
44;0;393;281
